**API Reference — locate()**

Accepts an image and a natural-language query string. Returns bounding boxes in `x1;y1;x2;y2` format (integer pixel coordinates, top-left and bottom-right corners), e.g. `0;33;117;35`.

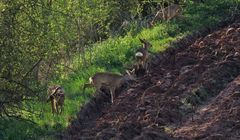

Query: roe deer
47;85;65;114
150;4;183;26
83;70;135;103
135;38;152;74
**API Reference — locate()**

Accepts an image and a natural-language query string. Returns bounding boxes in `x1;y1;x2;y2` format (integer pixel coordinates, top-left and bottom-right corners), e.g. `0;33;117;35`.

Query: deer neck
143;46;149;50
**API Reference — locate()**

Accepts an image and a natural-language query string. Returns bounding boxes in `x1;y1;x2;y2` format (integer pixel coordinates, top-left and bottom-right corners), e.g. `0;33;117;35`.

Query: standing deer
83;70;135;103
135;38;152;74
47;85;65;114
150;4;183;26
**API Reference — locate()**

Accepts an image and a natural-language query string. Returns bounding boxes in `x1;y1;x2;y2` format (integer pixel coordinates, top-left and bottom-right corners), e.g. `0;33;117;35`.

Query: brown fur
135;38;152;74
47;85;65;114
83;71;135;103
150;4;183;26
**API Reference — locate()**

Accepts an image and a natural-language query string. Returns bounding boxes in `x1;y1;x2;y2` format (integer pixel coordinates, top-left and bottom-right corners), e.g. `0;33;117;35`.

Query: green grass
2;0;238;139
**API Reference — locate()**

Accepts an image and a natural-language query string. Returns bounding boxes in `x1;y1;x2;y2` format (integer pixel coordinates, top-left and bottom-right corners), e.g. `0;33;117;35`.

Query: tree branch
23;58;43;79
0;77;35;94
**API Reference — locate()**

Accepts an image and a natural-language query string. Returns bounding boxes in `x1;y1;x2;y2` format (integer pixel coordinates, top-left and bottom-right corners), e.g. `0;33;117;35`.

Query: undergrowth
2;0;239;139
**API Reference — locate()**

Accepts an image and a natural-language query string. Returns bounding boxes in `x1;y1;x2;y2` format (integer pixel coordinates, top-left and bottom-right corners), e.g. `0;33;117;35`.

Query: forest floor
62;16;240;140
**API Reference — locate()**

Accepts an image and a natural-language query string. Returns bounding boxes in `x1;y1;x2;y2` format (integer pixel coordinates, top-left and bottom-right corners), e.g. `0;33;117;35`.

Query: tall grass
2;0;238;139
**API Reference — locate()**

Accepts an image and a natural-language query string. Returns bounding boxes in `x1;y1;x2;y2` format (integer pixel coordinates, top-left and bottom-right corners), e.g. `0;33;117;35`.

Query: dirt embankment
62;16;240;140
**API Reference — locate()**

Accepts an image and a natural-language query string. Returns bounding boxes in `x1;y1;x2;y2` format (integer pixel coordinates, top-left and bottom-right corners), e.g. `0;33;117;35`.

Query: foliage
0;0;239;139
0;0;141;118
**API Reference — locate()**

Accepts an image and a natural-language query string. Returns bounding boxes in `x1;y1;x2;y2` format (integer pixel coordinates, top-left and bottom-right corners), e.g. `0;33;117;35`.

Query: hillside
1;0;240;139
62;15;240;140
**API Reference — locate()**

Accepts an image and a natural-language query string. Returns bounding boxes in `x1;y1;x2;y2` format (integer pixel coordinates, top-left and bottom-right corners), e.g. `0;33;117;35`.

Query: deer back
152;4;182;23
164;4;182;20
92;73;123;89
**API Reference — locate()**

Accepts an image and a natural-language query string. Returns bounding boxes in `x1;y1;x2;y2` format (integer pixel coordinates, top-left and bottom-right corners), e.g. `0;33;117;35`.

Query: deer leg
61;105;64;114
136;60;141;70
56;103;59;114
60;99;64;114
145;62;149;75
59;104;62;114
136;63;139;70
110;88;115;104
51;99;55;114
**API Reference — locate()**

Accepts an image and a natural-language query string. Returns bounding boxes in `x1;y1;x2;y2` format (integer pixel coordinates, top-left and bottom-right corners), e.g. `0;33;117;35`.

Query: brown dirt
62;16;240;140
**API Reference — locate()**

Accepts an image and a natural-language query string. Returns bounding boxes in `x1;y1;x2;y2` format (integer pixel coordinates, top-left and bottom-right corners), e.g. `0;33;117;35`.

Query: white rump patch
135;52;143;57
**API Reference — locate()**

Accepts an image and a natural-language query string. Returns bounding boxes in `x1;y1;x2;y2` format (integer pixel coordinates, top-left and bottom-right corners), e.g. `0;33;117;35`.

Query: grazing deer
135;38;152;74
150;4;183;26
47;85;65;114
83;70;135;103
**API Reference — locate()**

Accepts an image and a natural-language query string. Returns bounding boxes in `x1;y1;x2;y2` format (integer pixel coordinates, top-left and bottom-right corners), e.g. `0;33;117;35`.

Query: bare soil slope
63;16;240;140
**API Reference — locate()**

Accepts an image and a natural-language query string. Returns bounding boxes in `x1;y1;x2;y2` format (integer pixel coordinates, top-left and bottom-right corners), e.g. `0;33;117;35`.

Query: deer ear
130;68;135;74
126;70;131;75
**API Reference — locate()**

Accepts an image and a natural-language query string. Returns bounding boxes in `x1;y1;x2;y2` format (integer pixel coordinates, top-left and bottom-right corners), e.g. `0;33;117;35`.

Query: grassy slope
1;1;237;139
